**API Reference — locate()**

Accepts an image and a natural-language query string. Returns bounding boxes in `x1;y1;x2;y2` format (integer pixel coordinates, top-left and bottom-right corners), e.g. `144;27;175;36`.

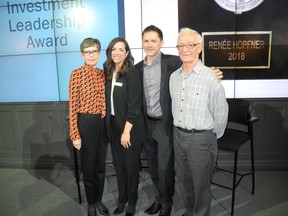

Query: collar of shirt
144;52;161;66
179;59;202;76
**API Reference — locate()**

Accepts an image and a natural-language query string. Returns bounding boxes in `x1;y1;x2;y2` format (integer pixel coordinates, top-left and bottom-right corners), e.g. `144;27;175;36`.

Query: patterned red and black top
69;63;106;141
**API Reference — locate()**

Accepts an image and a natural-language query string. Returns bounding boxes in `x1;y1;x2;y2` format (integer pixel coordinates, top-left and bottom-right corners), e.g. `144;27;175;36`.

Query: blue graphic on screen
0;0;123;102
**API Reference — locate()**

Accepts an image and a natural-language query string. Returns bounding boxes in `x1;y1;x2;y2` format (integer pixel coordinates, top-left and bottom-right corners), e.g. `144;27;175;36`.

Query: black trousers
144;119;174;209
109;116;143;209
78;114;107;205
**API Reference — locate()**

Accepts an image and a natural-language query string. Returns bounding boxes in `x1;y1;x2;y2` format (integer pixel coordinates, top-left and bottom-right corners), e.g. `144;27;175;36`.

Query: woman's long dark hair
104;37;134;80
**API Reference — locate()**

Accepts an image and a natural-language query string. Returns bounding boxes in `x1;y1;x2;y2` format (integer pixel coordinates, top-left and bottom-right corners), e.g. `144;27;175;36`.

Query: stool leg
231;151;238;216
73;146;82;203
251;140;255;195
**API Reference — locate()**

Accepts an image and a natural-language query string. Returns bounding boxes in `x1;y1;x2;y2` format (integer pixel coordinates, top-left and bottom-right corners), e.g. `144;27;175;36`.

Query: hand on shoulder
211;67;223;81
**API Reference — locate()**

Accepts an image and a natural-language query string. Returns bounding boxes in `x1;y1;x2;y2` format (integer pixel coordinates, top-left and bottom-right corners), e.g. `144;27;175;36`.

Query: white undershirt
111;72;117;115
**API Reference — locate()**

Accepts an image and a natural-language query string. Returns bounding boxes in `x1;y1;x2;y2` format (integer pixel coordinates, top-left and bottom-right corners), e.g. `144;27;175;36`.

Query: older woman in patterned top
69;37;109;216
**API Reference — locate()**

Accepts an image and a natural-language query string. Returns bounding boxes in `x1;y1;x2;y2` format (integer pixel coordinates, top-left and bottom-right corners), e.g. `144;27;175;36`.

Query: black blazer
105;66;147;145
135;53;182;137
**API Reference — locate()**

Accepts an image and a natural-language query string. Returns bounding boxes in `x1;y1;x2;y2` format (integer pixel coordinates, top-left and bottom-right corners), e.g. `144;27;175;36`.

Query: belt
147;115;163;121
176;126;207;133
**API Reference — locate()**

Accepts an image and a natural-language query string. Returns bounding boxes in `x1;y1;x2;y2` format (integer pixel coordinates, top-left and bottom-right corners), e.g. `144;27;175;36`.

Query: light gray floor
0;165;288;216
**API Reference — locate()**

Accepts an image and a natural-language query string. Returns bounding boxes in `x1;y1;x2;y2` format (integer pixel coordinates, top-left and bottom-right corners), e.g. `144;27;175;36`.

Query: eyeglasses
82;50;100;56
176;43;200;50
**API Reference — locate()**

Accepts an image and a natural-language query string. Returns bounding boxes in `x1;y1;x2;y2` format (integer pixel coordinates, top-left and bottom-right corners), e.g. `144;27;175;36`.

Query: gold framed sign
202;31;272;69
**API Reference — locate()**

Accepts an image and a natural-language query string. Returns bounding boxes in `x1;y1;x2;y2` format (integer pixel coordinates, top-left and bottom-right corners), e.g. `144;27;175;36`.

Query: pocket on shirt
187;91;209;104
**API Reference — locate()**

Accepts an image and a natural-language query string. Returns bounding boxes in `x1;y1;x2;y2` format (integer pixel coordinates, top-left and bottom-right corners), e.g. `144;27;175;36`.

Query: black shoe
113;203;125;215
125;213;134;216
159;208;171;216
144;203;161;215
95;202;109;216
88;204;97;216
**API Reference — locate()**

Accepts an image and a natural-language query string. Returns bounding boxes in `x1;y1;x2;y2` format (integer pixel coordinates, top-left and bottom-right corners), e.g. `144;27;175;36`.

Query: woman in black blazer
104;37;147;216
